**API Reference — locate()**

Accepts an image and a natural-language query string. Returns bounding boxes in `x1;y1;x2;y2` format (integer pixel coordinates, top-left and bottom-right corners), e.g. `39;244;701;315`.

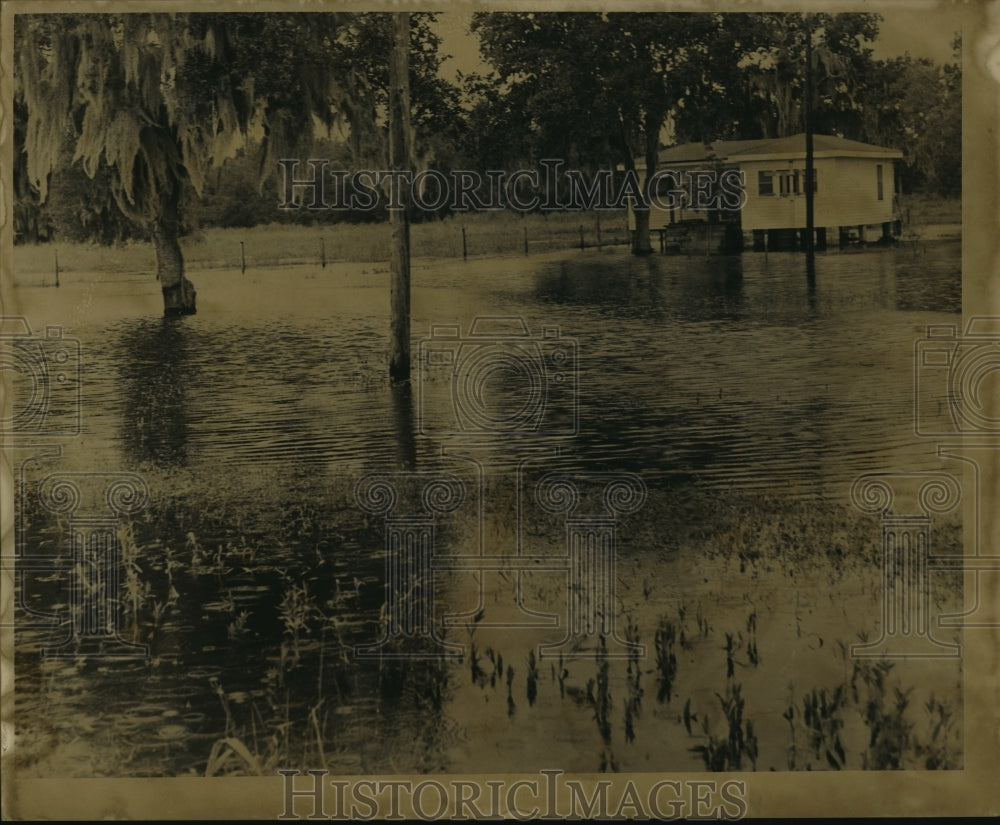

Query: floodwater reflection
12;241;962;777
118;318;191;468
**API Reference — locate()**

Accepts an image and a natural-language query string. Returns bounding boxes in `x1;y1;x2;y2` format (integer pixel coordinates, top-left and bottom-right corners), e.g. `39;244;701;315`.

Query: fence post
462;226;468;260
54;249;60;288
524;226;529;256
240;240;246;274
321;236;326;269
579;225;584;251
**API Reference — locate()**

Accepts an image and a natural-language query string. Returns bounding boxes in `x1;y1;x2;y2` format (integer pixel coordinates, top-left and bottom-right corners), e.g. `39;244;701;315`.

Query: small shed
636;133;903;250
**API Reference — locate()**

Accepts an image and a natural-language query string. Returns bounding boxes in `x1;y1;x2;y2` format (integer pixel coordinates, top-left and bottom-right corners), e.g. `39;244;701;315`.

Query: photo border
1;0;997;819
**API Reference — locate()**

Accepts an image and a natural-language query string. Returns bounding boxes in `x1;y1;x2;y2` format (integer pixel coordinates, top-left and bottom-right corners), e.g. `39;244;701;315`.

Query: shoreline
10;232;961;284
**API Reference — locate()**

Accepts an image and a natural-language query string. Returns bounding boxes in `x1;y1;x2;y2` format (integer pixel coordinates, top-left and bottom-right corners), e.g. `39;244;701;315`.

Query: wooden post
321;236;326;269
54;249;60;288
388;12;412;383
240;241;246;274
804;14;815;261
462;226;467;260
524;226;529;256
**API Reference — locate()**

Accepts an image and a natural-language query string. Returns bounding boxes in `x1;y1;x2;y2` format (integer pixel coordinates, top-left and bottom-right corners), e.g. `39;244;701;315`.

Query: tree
741;13;882;140
472;12;762;254
856;38;961;196
330;13;464;170
15;13;355;315
12;96;52;244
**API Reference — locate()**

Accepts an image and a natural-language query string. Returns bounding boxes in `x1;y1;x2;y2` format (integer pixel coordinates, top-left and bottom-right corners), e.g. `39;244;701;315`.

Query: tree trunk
388;13;412;383
632;209;653;256
632;114;659;256
154;186;196;316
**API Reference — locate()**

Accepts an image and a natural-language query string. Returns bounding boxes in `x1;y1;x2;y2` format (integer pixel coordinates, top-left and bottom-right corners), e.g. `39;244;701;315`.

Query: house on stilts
629;133;904;254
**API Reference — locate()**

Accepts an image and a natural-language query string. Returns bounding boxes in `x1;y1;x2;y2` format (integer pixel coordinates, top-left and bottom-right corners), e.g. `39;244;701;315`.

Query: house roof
655;133;903;165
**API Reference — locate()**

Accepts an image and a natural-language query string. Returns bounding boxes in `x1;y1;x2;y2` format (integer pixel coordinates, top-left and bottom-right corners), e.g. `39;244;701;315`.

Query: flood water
11;240;964;776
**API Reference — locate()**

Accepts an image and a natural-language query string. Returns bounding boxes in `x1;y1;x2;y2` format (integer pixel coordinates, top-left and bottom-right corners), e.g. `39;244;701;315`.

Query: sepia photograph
1;0;997;819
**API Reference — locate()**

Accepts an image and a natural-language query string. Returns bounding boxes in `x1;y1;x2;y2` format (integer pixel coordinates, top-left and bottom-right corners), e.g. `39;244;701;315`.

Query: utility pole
804;14;815;260
388;12;412;383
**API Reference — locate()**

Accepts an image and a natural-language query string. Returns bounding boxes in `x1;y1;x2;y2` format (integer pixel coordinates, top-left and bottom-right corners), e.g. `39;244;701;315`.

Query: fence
15;211;634;283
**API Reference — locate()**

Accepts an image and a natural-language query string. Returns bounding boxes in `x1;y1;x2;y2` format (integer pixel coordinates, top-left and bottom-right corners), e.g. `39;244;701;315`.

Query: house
631;133;903;251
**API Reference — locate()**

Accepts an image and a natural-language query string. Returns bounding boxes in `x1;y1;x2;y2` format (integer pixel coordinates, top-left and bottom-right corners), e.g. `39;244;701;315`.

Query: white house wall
739;157;896;231
633;155;897;232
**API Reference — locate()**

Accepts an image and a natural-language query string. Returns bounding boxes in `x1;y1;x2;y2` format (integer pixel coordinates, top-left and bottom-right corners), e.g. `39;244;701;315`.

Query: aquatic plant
801;685;848;769
118;520;147;640
745;610;759;666
526;650;539;706
914;694;961;770
654;618;679;703
691;681;757;771
851;658;914;770
278;580;319;667
205;736;266;776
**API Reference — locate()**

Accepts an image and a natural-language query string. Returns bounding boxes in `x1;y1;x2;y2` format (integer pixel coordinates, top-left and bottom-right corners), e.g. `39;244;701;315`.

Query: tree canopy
463;12;959;198
16;12;375;311
16;14;358;221
14;10;962;254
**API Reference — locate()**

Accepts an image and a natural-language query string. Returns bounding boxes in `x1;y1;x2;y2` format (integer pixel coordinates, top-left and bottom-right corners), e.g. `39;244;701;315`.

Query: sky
871;7;962;62
433;8;963;84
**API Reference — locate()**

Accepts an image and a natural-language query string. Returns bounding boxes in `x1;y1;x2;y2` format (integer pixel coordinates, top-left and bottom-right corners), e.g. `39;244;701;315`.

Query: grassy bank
898;194;961;225
12;210;630;278
12;194;959;281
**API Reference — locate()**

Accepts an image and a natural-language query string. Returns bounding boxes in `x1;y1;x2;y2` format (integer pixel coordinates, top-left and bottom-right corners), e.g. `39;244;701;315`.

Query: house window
778;171;800;195
758;171;774;196
877;164;884;200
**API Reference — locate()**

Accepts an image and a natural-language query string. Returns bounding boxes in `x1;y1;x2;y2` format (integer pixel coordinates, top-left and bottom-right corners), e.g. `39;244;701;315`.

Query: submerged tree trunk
632;209;653;256
616;120;654;257
154;186;196;316
632;116;659;256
